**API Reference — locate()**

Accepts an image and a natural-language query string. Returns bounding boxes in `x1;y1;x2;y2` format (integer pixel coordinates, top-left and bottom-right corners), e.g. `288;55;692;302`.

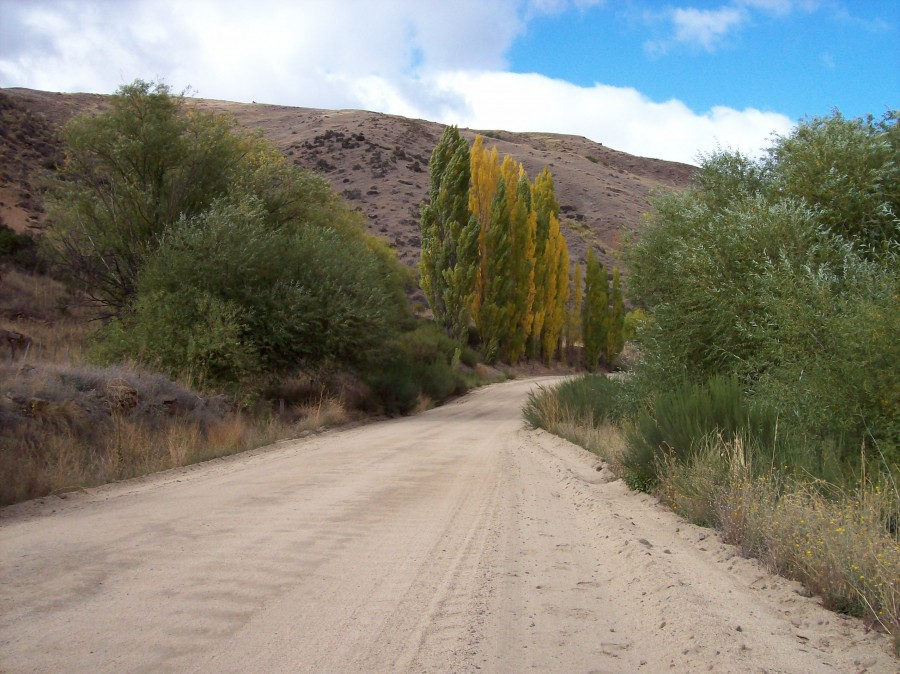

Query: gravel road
1;377;895;673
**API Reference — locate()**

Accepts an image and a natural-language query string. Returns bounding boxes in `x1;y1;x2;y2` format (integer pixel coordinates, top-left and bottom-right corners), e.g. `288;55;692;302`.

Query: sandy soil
0;378;895;673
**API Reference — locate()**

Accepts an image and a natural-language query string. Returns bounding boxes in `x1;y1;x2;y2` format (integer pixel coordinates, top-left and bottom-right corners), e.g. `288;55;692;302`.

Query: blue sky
0;0;897;164
509;1;898;122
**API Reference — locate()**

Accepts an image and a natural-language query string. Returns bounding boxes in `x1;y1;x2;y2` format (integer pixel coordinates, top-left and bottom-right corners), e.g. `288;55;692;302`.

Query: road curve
1;377;895;673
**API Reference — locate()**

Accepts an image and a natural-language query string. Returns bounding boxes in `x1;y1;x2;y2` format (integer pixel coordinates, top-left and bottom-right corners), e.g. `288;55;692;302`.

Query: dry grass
0;359;358;506
660;438;900;651
523;383;627;467
0;268;93;364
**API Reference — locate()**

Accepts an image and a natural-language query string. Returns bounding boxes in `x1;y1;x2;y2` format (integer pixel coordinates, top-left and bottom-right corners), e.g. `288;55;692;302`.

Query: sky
0;0;897;164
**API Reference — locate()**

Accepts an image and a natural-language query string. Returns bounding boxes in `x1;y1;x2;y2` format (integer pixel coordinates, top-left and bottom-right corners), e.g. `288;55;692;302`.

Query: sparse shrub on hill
0;220;39;271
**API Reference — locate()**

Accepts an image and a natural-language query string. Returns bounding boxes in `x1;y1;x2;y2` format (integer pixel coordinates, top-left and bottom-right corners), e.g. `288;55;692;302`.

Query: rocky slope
0;87;694;271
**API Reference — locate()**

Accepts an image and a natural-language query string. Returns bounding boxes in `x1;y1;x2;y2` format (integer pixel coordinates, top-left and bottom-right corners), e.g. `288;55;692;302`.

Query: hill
0;87;694;271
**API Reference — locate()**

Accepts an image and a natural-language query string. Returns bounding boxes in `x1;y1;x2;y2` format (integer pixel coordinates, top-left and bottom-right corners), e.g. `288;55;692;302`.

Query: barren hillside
0;87;693;270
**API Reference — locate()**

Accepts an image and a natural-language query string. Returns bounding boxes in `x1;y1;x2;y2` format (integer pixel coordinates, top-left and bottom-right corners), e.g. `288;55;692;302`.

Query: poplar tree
420;126;471;333
530;168;561;360
565;262;583;362
604;266;626;366
479;178;514;362
468;136;501;326
421;133;571;364
507;172;537;362
582;249;609;370
540;212;568;363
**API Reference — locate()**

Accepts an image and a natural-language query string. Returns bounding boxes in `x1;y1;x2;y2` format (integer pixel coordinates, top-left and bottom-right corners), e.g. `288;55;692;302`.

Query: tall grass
524;374;631;468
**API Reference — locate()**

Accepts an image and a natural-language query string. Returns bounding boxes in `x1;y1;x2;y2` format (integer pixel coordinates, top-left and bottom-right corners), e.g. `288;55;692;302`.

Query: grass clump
621;375;781;492
524;374;630;463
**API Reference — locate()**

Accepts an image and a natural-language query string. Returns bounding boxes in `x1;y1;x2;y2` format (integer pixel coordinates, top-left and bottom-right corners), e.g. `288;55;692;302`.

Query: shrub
657;435;900;647
621;375;780;491
625;111;899;468
0;221;39;271
365;321;466;415
93;198;405;393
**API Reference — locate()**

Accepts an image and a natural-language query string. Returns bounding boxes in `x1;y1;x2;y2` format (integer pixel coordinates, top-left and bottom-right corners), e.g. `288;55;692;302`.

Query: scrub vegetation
525;110;900;649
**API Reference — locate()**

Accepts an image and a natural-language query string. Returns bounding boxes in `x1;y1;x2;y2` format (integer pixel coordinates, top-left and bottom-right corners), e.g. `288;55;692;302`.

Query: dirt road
1;378;895;673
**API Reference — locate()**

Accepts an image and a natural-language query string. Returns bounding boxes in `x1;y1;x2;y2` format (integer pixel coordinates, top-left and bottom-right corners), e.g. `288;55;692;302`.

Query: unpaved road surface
1;378;895;673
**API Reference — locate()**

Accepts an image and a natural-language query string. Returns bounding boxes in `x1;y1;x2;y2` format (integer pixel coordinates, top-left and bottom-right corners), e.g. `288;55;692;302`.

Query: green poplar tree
565;262;583;362
419;126;475;341
604;266;626;366
582;249;609;371
479;178;514;362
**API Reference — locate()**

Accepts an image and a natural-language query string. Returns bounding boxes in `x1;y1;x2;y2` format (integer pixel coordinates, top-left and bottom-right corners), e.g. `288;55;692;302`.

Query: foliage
419;126;477;342
753;240;899;463
661;438;899;646
604;267;625;365
621;375;781;491
625;110;899;462
581;249;608;370
0;221;39;270
95;198;404;392
564;262;583;360
766;110;900;251
420;133;570;364
524;374;632;430
46;79;374;315
364;321;467;415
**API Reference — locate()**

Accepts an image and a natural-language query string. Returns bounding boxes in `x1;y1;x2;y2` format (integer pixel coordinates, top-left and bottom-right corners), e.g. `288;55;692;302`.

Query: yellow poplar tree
468;135;501;327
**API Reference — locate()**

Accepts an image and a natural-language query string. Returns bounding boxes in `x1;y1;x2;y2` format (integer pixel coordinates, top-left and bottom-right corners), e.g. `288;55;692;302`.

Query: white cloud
671;6;747;50
0;0;794;164
414;71;793;163
644;0;821;55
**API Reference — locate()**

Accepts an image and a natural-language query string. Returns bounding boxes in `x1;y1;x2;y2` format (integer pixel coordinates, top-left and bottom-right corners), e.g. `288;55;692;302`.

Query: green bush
753;240;899;465
365;322;466;415
621;375;781;491
94;198;405;393
625;111;899;469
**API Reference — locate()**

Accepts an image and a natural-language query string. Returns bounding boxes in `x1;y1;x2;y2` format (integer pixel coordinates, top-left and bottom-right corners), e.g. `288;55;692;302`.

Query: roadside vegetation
0;81;487;505
525;110;900;650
